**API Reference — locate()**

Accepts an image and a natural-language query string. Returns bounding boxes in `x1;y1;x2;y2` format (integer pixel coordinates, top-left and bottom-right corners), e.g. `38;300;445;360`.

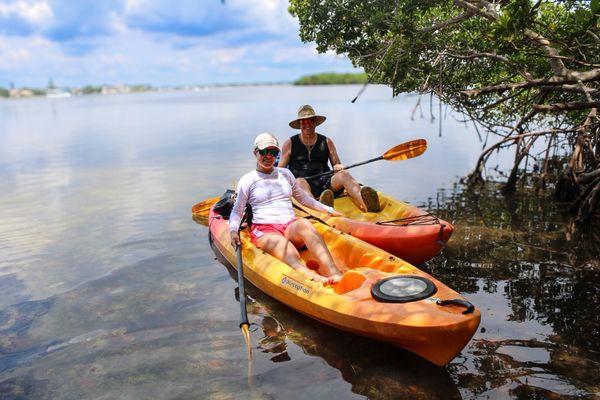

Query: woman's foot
309;272;342;286
328;273;343;284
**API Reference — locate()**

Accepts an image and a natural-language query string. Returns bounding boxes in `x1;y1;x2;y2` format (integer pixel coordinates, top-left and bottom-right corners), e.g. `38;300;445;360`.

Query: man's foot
360;186;381;212
319;189;335;207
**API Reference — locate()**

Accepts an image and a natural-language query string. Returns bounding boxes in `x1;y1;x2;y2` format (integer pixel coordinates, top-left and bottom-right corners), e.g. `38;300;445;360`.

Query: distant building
101;85;131;95
46;88;72;98
10;89;34;98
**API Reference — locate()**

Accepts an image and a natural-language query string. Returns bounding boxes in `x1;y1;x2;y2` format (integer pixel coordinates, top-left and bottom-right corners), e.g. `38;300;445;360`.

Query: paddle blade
191;196;220;226
192;196;220;214
192;213;210;226
383;139;427;161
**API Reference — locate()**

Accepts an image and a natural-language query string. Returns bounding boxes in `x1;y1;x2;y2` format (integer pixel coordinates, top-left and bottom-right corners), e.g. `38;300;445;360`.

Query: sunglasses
257;148;279;157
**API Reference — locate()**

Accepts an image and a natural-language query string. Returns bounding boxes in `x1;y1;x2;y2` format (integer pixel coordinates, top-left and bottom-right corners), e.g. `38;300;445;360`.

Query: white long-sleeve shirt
229;167;333;232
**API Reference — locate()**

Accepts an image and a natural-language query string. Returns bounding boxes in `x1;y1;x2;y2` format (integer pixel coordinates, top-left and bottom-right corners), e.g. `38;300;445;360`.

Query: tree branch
418;11;474;34
461;69;600;97
538;85;599;94
454;0;568;75
577;169;600;185
532;101;600;113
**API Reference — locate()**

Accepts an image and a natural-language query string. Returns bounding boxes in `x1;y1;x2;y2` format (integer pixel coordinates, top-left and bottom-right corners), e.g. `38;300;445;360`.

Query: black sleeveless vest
288;134;330;178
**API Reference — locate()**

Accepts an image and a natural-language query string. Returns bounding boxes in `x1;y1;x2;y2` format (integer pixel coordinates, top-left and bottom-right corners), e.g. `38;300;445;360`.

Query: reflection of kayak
294;191;454;265
216;262;463;399
208;207;479;366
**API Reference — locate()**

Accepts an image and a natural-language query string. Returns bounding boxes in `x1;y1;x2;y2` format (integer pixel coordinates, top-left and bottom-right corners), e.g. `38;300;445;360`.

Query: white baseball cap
253;133;280;150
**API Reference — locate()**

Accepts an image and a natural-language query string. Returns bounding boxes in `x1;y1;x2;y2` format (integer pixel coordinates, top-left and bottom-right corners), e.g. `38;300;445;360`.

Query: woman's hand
333;164;344;172
230;231;241;248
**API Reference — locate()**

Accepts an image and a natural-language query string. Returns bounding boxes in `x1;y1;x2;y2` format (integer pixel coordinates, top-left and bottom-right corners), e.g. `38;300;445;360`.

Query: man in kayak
278;104;380;212
229;133;344;285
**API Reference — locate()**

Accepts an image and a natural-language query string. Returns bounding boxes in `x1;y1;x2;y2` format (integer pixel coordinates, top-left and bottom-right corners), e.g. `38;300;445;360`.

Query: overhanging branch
461;69;600;97
532;101;600;113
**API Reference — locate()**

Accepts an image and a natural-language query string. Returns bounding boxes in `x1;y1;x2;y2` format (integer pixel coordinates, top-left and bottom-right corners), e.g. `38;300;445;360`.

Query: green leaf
591;0;600;15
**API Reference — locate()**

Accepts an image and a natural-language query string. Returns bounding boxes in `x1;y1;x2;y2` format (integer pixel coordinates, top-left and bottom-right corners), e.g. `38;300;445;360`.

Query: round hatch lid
371;275;437;303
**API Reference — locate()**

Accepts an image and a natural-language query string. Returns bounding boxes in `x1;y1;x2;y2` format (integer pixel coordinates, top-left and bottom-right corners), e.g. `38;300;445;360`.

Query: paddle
303;138;427;181
191;196;221;225
192;196;220;215
191;139;427;218
234;215;253;367
237;241;252;359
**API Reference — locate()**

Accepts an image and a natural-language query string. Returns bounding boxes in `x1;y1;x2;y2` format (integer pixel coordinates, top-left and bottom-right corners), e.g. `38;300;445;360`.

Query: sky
0;0;357;88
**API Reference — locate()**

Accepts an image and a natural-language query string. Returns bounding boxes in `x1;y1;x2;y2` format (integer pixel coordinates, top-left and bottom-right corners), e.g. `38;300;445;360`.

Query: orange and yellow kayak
294;190;454;265
207;207;479;366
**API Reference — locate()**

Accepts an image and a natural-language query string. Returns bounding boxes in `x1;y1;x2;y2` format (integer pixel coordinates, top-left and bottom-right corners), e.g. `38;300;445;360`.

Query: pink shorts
250;218;298;247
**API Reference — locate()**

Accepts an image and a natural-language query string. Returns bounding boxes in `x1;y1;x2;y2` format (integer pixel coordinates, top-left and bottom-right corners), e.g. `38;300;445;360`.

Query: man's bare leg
330;170;367;211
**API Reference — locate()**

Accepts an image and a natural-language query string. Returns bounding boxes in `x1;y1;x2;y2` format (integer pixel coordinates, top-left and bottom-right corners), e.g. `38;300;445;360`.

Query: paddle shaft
304;155;383;181
236;243;249;328
235;211;250;328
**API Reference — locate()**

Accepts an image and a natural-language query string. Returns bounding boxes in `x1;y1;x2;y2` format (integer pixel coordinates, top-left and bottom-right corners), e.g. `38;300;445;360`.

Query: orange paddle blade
192;196;220;214
383;139;427;161
192;197;220;220
191;196;220;225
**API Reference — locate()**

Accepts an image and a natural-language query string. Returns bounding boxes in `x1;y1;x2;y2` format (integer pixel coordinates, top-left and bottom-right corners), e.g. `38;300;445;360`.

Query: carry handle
436;298;475;314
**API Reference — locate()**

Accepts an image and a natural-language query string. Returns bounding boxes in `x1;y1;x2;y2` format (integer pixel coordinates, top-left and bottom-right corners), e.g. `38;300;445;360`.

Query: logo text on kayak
281;275;311;295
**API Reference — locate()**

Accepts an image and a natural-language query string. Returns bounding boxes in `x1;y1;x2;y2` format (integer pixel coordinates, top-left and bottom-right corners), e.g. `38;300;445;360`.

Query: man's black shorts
306;175;344;198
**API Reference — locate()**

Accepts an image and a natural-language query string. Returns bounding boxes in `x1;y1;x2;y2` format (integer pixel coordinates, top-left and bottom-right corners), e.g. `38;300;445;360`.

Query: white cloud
124;0;145;13
0;0;356;86
272;43;317;63
0;0;53;25
211;47;246;66
176;55;190;72
0;47;31;68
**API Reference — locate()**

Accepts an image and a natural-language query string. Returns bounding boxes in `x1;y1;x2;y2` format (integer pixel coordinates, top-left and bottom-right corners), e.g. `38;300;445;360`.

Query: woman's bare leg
256;234;332;283
285;219;342;281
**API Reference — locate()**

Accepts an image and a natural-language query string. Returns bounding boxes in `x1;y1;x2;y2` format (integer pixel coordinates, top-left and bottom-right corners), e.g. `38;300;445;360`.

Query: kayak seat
334;270;367;294
334;268;391;296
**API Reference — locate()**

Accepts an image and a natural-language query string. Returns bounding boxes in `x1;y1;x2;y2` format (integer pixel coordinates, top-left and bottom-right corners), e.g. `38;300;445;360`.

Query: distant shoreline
0;83;286;99
294;72;368;85
0;80;372;100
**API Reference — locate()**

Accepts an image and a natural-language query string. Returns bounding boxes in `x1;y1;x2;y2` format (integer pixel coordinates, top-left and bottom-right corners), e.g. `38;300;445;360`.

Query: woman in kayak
229;133;344;285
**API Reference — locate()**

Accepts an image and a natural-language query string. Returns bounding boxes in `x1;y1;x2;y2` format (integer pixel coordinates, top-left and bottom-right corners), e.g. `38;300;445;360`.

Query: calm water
0;86;598;399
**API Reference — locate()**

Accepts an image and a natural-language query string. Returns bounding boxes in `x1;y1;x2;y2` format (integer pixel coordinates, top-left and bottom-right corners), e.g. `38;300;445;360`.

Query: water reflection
425;182;600;398
1;87;599;399
0;243;262;399
219;259;462;400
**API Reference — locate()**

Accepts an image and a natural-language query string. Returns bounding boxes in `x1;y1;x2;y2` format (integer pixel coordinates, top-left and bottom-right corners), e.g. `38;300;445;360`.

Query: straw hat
289;104;326;129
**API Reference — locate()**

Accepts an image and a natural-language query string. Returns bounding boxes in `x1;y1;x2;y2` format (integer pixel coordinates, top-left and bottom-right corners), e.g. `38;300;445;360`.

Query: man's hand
230;231;241;248
333;164;344;172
